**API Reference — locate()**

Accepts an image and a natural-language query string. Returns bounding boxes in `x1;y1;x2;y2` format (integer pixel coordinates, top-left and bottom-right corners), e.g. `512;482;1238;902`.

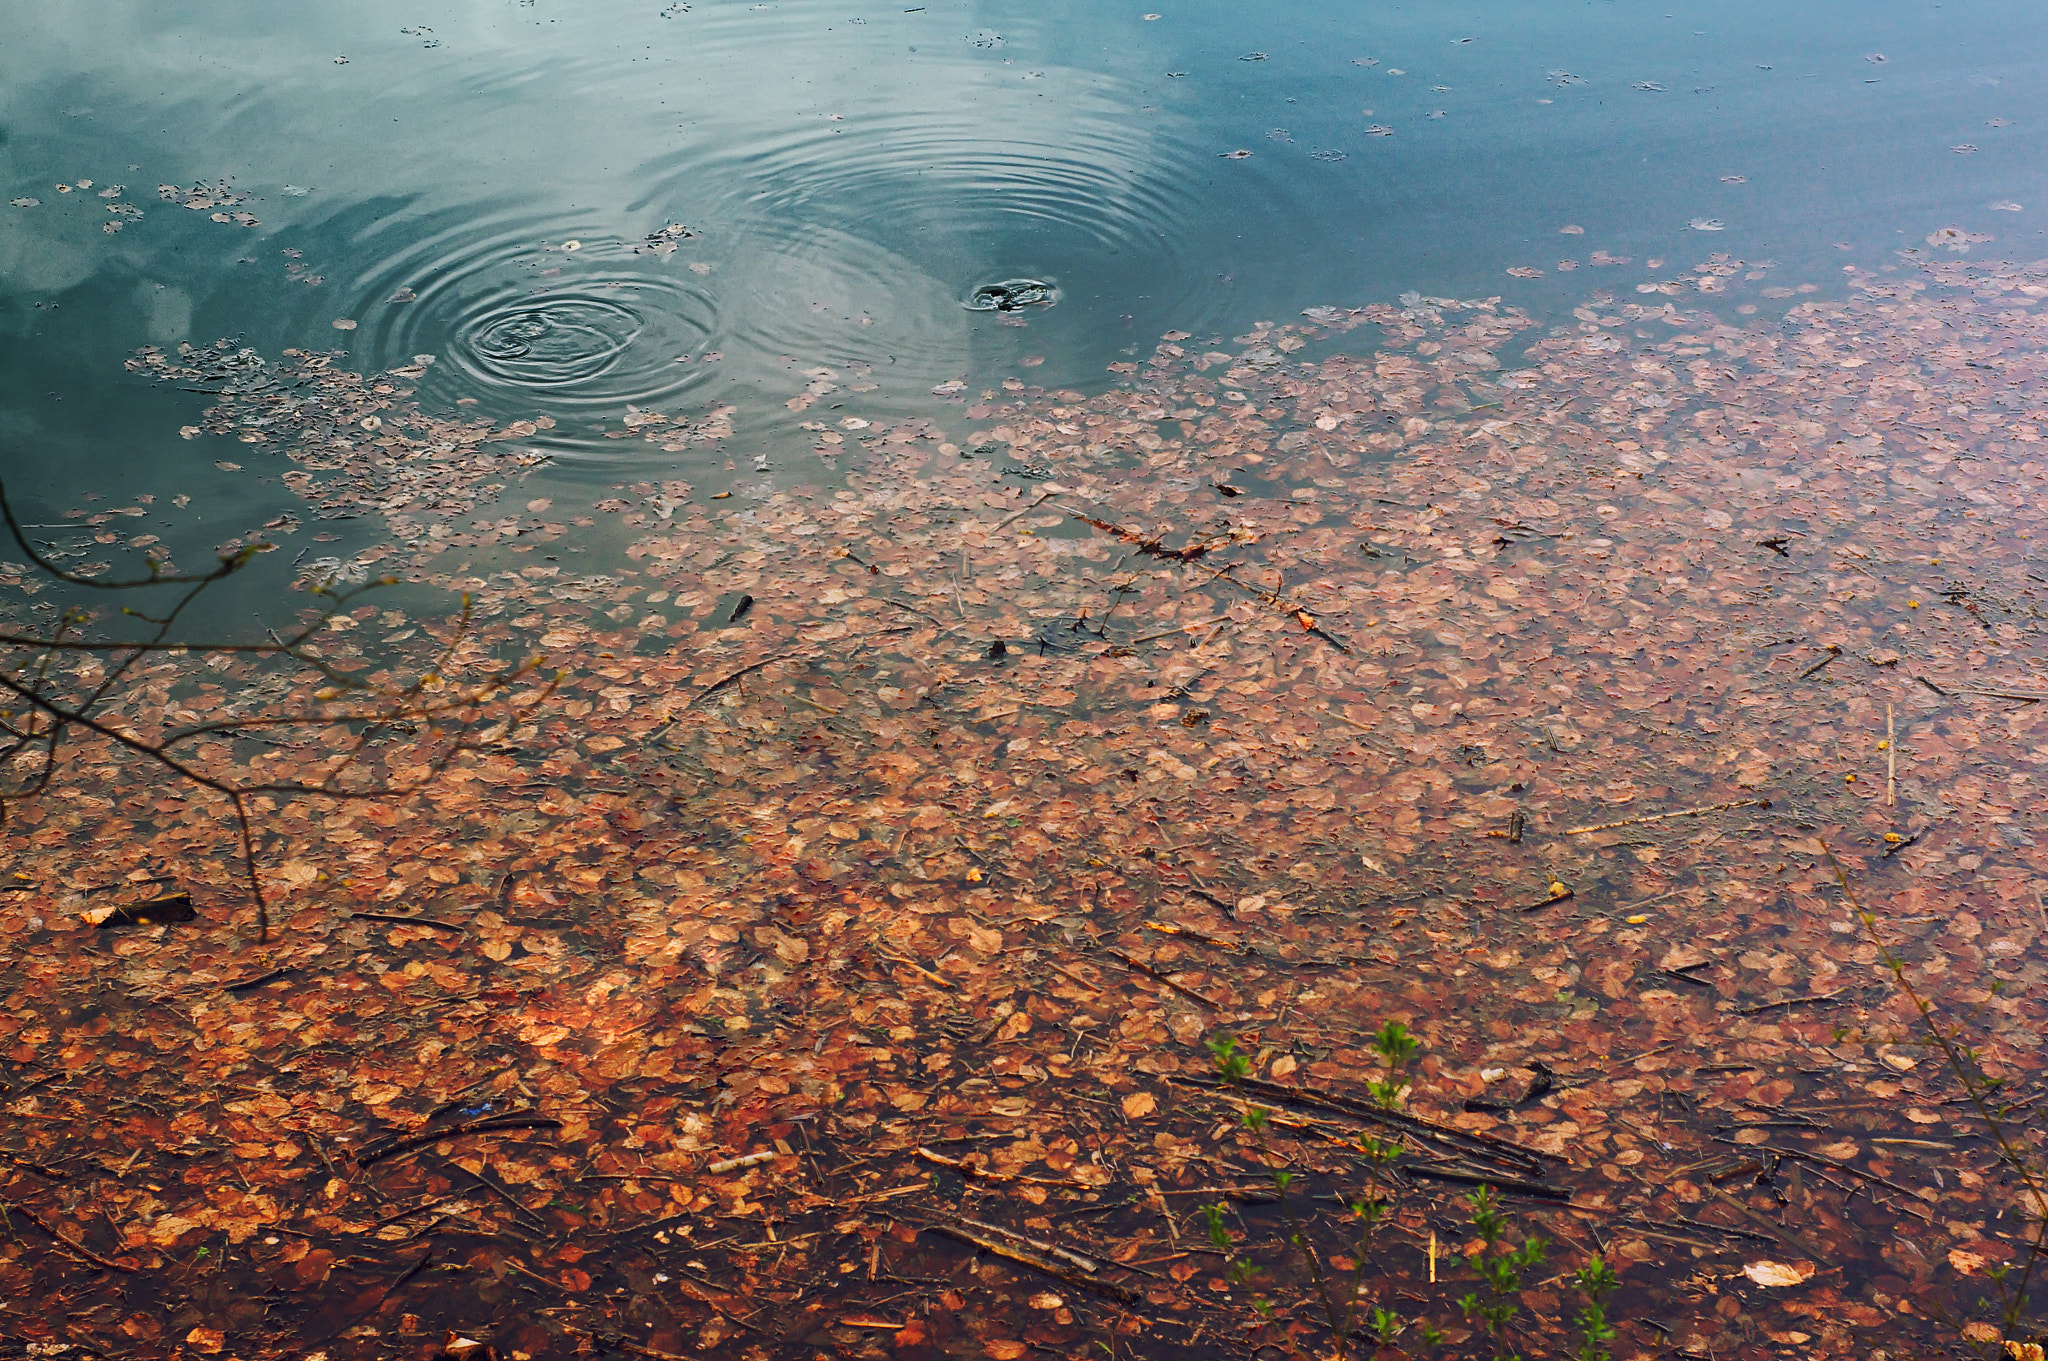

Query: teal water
2;0;2044;555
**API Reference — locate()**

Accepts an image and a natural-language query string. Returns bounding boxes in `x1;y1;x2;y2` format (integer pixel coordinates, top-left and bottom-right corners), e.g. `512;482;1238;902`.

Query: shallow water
4;6;2048;1356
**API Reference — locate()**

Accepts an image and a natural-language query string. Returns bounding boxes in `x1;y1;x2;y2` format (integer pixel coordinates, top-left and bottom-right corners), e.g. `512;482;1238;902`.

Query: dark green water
3;0;2044;555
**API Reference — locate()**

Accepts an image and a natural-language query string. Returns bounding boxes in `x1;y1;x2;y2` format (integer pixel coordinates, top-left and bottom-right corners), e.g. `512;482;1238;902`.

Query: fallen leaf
1742;1260;1814;1287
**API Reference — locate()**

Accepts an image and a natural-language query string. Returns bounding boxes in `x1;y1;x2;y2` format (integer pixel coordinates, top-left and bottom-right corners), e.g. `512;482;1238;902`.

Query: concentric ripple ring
463;298;642;386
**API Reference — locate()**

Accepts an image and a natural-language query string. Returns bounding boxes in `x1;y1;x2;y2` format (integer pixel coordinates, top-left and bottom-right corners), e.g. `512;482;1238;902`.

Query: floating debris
964;278;1057;312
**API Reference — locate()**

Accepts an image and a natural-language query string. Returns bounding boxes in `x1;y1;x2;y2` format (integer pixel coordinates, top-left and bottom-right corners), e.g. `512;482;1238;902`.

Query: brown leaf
1742;1260;1814;1287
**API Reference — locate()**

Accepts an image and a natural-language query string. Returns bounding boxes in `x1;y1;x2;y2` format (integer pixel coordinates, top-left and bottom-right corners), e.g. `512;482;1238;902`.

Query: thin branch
0;480;556;942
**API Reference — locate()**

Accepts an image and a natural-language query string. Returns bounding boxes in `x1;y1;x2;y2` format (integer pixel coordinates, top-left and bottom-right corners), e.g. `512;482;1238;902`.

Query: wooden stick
1951;684;2048;703
1317;705;1376;734
1885;703;1896;807
353;1114;562;1168
1130;614;1233;645
915;1147;1082;1187
874;950;953;990
687;653;801;709
995;491;1058;532
924;1222;1139;1303
1735;988;1848;1016
956;1215;1106;1275
351;911;463;932
0;1198;134;1272
1044;959;1103;993
1176;1073;1565;1168
556;1322;695;1359
1709;1185;1835;1259
1564;798;1769;836
1105;948;1220;1008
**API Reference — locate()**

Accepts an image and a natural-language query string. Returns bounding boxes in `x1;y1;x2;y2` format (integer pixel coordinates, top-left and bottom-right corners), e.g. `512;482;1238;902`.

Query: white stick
1886;703;1896;808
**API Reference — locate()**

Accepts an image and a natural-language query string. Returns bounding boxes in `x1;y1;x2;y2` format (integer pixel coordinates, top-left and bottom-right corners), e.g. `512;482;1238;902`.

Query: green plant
1367;1019;1420;1110
1207;1027;1451;1359
1206;1029;1628;1361
1572;1254;1621;1361
1456;1184;1546;1359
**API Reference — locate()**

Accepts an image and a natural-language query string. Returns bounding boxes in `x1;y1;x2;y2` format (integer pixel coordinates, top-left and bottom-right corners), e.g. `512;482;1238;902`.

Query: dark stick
1105;948;1220;1008
350;911;465;932
1736;989;1848;1016
0;1197;135;1272
222;967;298;993
1398;1165;1571;1201
354;1115;563;1168
1799;645;1843;679
924;1222;1140;1303
688;653;800;709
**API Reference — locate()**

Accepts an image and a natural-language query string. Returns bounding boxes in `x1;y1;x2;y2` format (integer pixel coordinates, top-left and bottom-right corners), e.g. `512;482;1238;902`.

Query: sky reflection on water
1;0;2043;516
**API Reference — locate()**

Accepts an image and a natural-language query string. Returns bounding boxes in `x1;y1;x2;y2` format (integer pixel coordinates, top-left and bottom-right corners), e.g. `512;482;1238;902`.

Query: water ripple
330;208;719;418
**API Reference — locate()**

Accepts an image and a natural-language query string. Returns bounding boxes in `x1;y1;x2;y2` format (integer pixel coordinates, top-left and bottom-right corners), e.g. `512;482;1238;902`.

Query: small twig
1132;615;1233;646
1885;702;1896;808
0;1197;134;1272
222;966;298;993
554;1323;694;1359
1736;989;1848;1016
874;949;953;989
354;1115;563;1168
350;911;463;932
1799;645;1843;679
1105;948;1220;1008
1564;798;1769;836
994;491;1057;532
924;1221;1139;1303
390;1243;435;1290
1518;887;1574;912
688;653;801;709
1044;959;1103;993
1398;1165;1571;1201
916;1147;1083;1187
1952;684;2048;703
1316;705;1376;735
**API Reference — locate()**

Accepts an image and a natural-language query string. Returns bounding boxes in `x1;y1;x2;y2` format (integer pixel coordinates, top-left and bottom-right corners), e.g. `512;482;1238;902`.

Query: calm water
2;0;2044;560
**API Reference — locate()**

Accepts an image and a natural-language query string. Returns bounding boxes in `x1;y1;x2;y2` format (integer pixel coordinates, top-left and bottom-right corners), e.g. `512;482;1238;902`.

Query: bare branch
0;479;555;942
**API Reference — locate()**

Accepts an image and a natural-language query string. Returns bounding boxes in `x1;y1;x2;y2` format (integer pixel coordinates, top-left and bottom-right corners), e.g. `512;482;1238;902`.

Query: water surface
4;0;2043;541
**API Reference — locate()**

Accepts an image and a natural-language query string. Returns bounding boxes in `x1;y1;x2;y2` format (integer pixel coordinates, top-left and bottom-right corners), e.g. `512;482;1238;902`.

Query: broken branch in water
354;1114;563;1168
0;1197;134;1273
688;653;802;709
923;1221;1139;1303
1068;512;1215;563
1105;947;1220;1008
1565;798;1770;836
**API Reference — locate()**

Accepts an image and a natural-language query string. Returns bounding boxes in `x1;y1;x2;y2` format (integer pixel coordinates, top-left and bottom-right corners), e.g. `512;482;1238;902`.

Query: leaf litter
3;247;2048;1358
